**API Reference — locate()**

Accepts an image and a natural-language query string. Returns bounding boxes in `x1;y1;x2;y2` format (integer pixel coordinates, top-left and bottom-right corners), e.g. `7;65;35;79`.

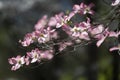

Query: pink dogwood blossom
34;15;48;31
73;3;94;15
71;26;81;37
48;17;57;27
37;27;56;43
40;50;54;60
94;27;120;47
89;25;104;36
49;12;74;28
8;56;25;70
79;31;90;40
69;18;91;40
8;2;120;71
27;48;54;63
77;17;91;31
111;0;120;6
27;48;41;63
53;13;66;28
19;33;34;47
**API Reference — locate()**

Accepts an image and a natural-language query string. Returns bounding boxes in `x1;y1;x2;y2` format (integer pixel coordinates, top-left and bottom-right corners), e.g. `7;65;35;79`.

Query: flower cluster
8;56;25;71
8;2;120;70
8;48;53;71
73;3;94;15
19;15;57;47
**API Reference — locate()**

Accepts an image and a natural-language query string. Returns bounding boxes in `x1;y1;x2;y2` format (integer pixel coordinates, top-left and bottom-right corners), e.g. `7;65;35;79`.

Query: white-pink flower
8;56;25;71
111;0;120;6
48;17;57;27
71;26;81;37
37;27;56;43
37;33;49;43
49;12;74;28
73;3;94;15
19;33;36;47
89;25;104;36
34;15;48;31
27;48;41;63
95;28;109;47
94;28;120;47
79;31;90;40
40;50;54;60
96;34;108;47
77;17;91;31
27;48;54;63
54;13;65;28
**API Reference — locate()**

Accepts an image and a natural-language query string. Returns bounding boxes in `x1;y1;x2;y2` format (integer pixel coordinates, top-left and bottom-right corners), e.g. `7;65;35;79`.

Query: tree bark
87;42;98;80
112;52;120;80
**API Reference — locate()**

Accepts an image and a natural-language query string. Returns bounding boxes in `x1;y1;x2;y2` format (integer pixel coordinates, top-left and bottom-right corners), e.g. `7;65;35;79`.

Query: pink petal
73;4;80;11
109;47;119;51
48;17;57;26
25;56;30;65
67;11;75;21
90;25;104;35
8;58;17;65
109;31;118;37
96;36;107;47
34;15;47;31
79;31;90;40
31;58;38;63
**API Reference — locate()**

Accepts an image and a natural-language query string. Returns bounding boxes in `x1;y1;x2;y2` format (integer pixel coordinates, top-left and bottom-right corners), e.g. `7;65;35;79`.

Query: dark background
0;0;119;80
